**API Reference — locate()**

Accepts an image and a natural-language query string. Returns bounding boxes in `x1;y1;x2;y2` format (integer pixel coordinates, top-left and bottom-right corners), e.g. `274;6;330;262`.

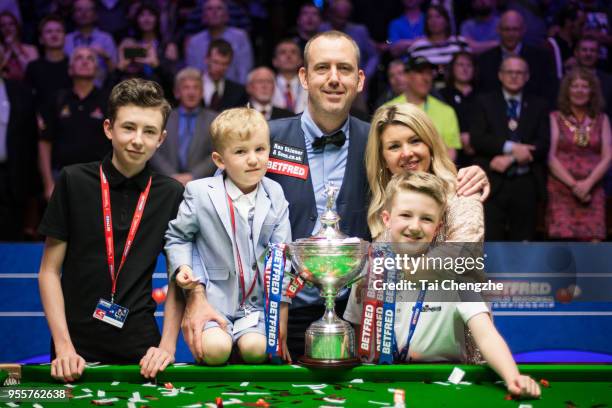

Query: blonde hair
210;107;269;152
366;103;457;239
384;172;447;217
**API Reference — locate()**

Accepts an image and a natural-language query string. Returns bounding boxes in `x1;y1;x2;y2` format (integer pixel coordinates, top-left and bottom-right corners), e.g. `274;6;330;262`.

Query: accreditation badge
508;118;518;131
93;298;129;329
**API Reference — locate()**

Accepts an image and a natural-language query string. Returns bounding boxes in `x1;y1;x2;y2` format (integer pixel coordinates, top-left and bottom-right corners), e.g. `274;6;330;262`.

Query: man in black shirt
38;79;184;381
25;15;72;110
38;46;111;201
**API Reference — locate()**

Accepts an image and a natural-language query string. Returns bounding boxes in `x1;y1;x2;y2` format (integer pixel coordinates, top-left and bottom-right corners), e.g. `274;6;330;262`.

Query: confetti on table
127;402;136;408
518;405;533;408
82;388;92;393
91;397;119;405
314;389;326;395
33;404;43;408
64;384;76;388
182;404;203;408
350;378;364;384
72;393;93;399
6;403;18;408
292;384;328;389
174;362;189;366
142;382;156;387
367;402;391;406
291;365;301;368
323;396;346;404
111;381;120;386
240;382;250;387
247;392;271;395
433;381;450;386
448;367;465;385
97;390;106;397
128;391;148;403
459;381;472;385
222;392;245;396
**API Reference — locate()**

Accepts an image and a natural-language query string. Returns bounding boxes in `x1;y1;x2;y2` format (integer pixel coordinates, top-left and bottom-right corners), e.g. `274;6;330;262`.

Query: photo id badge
233;311;260;334
93;298;129;329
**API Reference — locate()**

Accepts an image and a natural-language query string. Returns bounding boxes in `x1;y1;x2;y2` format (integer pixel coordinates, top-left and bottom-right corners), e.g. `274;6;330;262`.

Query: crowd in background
1;0;611;242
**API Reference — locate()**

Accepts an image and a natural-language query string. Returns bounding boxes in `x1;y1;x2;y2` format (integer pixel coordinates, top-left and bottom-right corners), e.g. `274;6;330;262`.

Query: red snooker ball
555;288;573;304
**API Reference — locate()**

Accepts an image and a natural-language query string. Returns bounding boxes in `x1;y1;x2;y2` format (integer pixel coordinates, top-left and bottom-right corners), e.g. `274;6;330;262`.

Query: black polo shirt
25;57;71;109
39;155;184;363
39;87;111;171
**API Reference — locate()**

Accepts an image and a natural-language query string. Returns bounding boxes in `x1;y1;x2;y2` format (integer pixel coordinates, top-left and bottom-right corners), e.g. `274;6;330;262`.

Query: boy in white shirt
165;108;292;365
345;172;540;399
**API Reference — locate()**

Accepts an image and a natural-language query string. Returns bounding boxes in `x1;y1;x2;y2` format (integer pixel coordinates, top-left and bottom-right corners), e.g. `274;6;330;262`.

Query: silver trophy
287;184;369;366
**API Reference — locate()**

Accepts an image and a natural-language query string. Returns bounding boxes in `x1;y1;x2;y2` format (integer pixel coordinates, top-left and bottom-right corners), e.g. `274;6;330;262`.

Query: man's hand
489;155;514;173
506;374;541;399
460;132;475;155
51;347;85;382
181;287;227;362
511;143;536;164
457;165;490;201
139;346;174;378
44;181;55;202
176;265;199;290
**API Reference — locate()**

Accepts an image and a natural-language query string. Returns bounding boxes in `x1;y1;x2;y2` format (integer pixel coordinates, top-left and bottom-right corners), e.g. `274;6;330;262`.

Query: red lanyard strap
227;193;258;307
100;165;152;301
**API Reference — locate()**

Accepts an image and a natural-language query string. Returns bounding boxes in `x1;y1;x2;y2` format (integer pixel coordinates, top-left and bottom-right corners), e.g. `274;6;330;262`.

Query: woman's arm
547;113;577;188
582;114;612;191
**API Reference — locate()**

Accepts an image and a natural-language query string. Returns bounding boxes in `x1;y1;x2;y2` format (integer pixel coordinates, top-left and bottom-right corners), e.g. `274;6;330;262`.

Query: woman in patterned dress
547;68;612;241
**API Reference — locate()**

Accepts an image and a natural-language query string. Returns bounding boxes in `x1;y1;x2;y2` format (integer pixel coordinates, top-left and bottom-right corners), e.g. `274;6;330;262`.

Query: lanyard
396;289;427;362
226;193;258;307
99;165;152;303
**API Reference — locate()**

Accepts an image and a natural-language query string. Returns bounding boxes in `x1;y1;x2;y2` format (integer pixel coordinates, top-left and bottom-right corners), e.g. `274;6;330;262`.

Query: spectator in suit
293;3;322;52
0;10;38;81
151;67;217;186
202;39;248;111
25;15;71;110
185;0;253;84
320;0;379;80
246;66;294;121
477;10;558;109
64;0;117;87
470;56;550;241
0;49;38;240
271;39;307;114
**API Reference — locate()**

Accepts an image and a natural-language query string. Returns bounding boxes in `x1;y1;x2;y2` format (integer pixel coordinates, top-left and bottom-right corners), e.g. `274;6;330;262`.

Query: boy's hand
506;374;541;399
51;349;85;382
176;265;199;290
139;346;175;379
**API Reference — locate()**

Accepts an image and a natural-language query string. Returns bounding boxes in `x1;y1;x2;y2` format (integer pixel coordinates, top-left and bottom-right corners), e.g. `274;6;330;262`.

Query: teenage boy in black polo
38;78;184;382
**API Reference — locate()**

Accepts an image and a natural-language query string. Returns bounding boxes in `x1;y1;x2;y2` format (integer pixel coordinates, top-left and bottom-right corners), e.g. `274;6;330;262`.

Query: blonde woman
366;103;485;242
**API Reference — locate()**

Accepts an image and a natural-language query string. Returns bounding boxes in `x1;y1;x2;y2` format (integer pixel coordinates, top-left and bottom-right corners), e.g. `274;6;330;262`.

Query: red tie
210;82;221;111
284;83;294;112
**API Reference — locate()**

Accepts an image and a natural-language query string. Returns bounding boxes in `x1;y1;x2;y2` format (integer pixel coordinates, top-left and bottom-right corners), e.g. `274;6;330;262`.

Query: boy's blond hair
384;171;447;217
210;107;269;152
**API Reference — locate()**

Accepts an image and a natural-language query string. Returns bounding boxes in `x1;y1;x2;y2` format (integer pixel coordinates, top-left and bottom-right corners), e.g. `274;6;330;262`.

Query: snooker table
1;363;611;407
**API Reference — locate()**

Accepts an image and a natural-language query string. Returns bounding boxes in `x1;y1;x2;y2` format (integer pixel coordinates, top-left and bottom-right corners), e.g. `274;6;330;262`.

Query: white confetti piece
350;378;364;384
518;405;533;408
246;392;270;396
222;392;245;396
173;362;189;366
82;388;92;393
448;367;465;385
92;398;118;404
97;390;106;397
314;389;325;394
459;381;472;385
89;365;110;369
127;402;136;408
292;384;328;389
291;364;301;368
368;401;391;406
33;404;43;408
161;388;180;397
433;381;450;386
323;396;345;404
111;381;120;386
128;391;148;403
6;403;19;408
64;384;76;388
72;394;93;399
142;382;157;387
182;404;203;408
240;381;249;387
387;388;396;393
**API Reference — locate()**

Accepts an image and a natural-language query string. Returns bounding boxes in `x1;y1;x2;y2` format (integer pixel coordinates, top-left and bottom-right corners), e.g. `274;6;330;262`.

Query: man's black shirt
25;58;71;109
39;155;184;363
40;87;111;171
